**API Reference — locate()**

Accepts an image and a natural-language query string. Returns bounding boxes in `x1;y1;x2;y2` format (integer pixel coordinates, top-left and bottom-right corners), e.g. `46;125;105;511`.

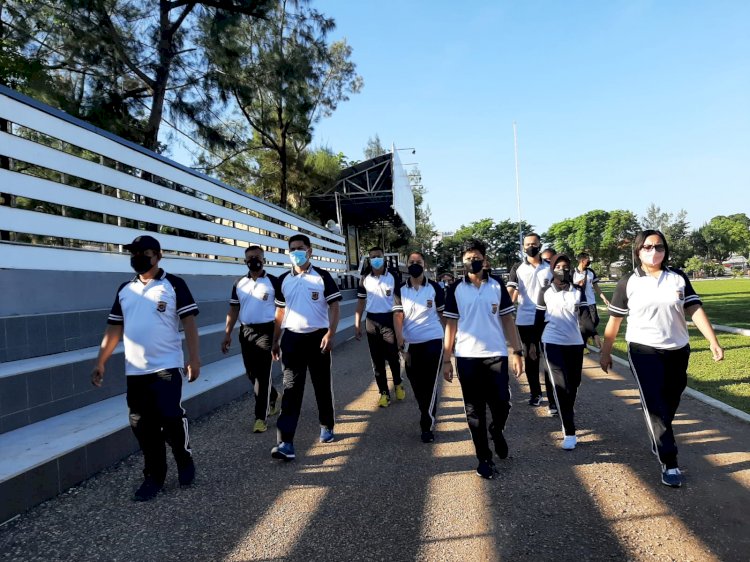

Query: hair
245;245;263;254
288;234;311;248
523;232;541;243
462;238;486;257
551;253;571;268
368;246;384;254
633;229;669;270
408;250;426;262
541;247;555;256
576;251;590;260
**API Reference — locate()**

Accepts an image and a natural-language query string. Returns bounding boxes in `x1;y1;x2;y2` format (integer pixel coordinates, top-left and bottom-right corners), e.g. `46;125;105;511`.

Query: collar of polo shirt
247;270;267;278
463;273;487;284
133;268;165;284
292;262;313;276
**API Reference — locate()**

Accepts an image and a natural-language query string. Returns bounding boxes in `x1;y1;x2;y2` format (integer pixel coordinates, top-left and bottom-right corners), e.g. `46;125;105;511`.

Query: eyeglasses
641;244;666;252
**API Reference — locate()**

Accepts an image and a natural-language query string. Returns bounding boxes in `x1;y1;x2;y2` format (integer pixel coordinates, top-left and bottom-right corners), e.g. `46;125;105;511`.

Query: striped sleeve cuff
326;292;342;303
442;311;459;319
229;299;240;305
506;281;518;289
274;299;286;308
499;305;516;316
392;305;404;312
683;295;702;306
607;304;628;317
177;303;199;318
535;305;546;311
107;314;124;325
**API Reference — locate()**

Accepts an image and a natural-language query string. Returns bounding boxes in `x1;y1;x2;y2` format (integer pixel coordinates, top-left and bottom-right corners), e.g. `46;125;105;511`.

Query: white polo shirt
230;271;279;324
572;267;600;305
276;265;342;333
393;278;445;344
608;266;701;349
508;259;550;326
108;270;199;375
536;284;585;346
357;271;397;314
444;276;515;358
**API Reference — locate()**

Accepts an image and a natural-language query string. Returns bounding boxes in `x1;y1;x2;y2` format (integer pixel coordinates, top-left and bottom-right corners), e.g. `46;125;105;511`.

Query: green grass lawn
597;278;750;414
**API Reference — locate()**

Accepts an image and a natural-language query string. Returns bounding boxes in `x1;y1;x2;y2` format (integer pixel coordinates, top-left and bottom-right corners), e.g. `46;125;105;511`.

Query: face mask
370;257;384;270
130;255;154;275
439;281;445;288
639;249;664;267
467;259;483;274
553;268;571;283
247;257;263;272
290;250;308;267
408;263;423;278
525;246;540;258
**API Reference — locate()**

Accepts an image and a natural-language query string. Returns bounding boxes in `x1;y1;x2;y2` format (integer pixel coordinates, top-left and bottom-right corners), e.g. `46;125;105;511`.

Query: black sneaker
494;431;508;459
178;460;195;487
132;477;163;502
528;395;542;407
476;460;494;479
421;430;435;443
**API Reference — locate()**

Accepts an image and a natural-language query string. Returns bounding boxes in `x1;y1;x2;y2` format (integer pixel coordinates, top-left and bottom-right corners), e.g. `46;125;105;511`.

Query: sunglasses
641;244;666;252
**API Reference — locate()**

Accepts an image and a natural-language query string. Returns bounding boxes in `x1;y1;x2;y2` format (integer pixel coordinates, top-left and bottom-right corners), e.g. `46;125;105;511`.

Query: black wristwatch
512;350;523;356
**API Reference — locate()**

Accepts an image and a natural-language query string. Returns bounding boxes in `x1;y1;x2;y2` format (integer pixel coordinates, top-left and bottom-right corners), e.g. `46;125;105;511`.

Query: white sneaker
561;435;577;450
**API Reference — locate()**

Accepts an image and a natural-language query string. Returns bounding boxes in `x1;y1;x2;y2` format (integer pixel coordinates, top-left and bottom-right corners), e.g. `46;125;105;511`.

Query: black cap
124;235;161;253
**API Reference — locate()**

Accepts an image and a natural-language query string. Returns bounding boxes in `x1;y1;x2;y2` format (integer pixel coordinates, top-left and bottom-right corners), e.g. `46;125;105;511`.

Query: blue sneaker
661;467;683;488
271;442;295;461
319;426;335;443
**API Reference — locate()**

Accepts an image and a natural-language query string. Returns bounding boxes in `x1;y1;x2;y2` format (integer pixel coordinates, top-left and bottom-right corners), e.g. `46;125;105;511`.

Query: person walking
443;239;524;479
354;246;406;407
507;233;550;407
573;252;609;348
394;251;445;443
539;246;558;415
91;235;200;501
222;245;281;434
271;234;342;461
600;230;724;488
535;254;585;450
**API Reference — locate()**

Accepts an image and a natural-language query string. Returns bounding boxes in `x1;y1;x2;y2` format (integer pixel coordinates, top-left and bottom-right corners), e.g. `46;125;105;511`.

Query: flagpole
513;122;523;256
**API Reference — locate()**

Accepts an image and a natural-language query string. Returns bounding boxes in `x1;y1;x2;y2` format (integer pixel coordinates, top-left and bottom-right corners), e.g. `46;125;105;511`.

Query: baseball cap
124;235;161;253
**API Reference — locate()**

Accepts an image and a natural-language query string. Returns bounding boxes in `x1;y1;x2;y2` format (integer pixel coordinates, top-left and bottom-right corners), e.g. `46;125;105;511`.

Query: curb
587;345;750;424
686;321;750;337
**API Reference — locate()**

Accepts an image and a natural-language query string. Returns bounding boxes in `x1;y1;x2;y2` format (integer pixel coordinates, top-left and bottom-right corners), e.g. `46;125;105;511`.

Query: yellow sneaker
268;400;281;417
395;384;406;401
377;393;391;408
253;419;268;433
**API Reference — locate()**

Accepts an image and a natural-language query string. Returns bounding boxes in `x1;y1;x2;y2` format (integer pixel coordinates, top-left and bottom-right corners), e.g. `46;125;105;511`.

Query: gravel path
1;340;748;561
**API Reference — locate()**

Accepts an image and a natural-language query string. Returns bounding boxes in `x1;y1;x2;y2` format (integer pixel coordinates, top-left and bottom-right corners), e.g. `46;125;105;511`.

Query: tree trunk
142;1;176;152
279;138;288;209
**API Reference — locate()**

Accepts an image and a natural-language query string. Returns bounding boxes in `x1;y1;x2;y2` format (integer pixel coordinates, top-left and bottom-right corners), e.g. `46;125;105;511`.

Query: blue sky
306;0;749;235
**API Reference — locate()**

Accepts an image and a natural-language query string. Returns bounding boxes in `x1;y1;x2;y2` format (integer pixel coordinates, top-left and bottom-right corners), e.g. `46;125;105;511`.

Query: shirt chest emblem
311;291;320;301
262;293;269;301
426;299;433;308
157;301;167;312
385;288;392;297
492;303;498;314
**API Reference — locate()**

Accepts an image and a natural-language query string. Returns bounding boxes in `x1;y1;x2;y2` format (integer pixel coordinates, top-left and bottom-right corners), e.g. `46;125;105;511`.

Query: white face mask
639;248;664;267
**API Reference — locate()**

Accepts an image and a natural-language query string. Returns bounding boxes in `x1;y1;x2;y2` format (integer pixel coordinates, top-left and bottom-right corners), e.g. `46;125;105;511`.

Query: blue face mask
290;249;308;267
370;257;384;270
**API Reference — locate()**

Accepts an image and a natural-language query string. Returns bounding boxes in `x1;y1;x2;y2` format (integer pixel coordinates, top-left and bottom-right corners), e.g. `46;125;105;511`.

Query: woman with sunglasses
599;230;724;488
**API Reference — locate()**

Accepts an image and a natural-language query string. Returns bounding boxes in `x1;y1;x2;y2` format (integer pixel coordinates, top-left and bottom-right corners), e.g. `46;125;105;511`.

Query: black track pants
518;324;542;398
542;343;584;436
404;339;443;432
239;322;279;421
365;312;403;394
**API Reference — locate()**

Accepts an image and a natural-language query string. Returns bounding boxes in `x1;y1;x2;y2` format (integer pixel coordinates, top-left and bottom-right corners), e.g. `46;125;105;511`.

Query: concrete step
0;315;356;524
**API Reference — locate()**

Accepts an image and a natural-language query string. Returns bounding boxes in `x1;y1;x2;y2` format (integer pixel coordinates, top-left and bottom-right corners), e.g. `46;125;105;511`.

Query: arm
599;315;624;372
443;318;457;382
320;301;340;352
507;287;518;303
502;314;524;379
687;304;724;361
91;324;124;387
222;306;240;353
272;306;285;360
593;282;609;305
354;298;366;340
394;311;405;349
181;315;201;382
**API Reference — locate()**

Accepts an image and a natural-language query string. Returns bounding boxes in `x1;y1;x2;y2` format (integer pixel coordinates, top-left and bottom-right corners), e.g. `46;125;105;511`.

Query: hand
272;341;281;361
91;364;105;387
443;360;453;382
221;333;232;354
710;342;724;362
528;344;537;361
599;351;612;373
320;331;334;352
186;358;201;382
602;296;610;306
509;354;524;379
354;325;362;340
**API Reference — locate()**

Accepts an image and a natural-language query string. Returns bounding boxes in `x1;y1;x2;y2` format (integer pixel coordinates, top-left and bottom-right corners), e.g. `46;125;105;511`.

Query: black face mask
525;246;540;258
247;257;263;272
130;255;154;275
467;259;483;274
408;263;424;278
553;268;571;284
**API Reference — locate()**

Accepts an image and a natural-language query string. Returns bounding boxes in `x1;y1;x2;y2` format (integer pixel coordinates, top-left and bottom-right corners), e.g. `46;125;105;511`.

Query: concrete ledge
0;317;356;524
589;345;750;424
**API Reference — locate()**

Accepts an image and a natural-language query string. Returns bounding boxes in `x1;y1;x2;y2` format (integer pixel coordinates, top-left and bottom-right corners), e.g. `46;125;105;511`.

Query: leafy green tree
363;134;387;159
699;216;750;261
684;256;705;279
201;0;362;208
